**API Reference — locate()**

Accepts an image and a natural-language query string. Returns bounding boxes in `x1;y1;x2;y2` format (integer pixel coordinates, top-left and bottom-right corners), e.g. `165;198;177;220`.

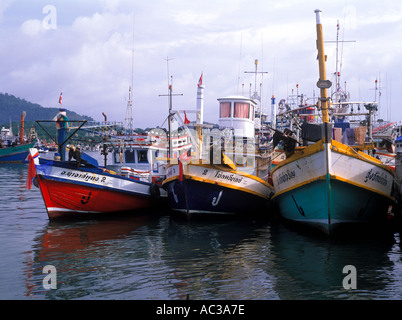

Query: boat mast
159;57;183;160
315;9;330;125
196;74;204;160
20;111;26;144
315;9;333;228
335;20;340;102
244;59;268;103
327;20;355;103
168;76;173;159
125;18;135;135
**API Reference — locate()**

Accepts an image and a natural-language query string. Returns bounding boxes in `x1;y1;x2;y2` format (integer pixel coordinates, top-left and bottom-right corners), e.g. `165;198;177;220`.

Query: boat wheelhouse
218;96;256;139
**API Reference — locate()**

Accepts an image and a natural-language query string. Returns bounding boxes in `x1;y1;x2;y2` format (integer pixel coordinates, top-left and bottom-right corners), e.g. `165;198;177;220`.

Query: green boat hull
0;142;35;163
273;177;393;235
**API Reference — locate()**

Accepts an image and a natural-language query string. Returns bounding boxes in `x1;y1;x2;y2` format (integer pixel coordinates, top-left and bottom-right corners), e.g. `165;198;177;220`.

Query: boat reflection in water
268;224;395;299
24;214;156;299
24;213;399;300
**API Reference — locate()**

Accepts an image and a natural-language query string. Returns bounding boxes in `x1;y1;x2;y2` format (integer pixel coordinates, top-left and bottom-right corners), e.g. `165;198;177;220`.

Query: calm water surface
1;163;402;300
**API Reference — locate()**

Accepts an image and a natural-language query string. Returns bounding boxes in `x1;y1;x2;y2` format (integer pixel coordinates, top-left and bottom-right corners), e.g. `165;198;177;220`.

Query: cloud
172;10;219;27
1;1;402;127
0;0;13;22
71;12;128;41
20;19;43;36
100;0;121;13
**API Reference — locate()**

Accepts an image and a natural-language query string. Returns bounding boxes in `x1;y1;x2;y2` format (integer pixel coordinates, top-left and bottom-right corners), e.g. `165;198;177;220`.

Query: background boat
0;112;35;163
0;142;35;163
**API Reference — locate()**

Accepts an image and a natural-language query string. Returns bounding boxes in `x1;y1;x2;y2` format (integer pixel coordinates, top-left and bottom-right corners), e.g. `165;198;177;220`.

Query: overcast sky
1;0;401;128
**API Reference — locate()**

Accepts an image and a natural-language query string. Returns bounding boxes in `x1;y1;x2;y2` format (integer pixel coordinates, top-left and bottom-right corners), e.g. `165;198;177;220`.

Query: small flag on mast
58;91;63;105
184;111;190;124
197;72;203;87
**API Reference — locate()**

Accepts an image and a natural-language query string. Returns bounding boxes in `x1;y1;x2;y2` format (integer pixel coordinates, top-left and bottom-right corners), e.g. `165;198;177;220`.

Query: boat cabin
395;136;402;154
218;96;257;139
104;130;192;184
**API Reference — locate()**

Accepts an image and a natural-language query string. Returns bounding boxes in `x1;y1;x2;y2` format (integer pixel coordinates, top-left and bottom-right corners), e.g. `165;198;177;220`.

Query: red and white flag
197;72;203;87
178;152;192;182
58;91;63;105
184;111;190;124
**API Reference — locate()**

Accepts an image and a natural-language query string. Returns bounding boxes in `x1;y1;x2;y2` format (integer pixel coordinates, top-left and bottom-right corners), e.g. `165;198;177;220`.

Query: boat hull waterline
163;162;274;217
0;142;35;163
29;149;163;219
271;140;395;234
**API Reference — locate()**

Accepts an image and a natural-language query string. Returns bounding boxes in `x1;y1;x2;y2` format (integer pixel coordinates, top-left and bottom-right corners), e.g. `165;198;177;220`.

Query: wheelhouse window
234;102;250;119
137;150;148;163
220;102;231;118
114;151;121;163
125;150;135;163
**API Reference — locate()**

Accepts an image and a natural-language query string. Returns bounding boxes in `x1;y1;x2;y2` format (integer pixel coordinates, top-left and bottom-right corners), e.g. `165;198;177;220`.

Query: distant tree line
0;92;94;141
0;93;219;143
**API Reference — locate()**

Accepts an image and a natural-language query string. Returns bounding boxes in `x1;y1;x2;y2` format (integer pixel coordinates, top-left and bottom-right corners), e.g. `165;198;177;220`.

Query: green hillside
0;92;93;123
0;92;94;142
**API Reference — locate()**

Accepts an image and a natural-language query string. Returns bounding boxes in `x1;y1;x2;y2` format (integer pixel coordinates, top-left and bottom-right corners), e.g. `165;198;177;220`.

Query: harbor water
2;163;402;300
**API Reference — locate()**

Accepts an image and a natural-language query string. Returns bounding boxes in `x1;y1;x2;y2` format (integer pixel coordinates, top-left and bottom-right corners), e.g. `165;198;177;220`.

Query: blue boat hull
273;177;393;234
165;178;269;217
0;143;35;163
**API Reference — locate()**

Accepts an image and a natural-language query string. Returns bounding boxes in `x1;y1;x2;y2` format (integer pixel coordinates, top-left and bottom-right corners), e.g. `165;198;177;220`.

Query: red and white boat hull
36;175;152;219
29;148;160;219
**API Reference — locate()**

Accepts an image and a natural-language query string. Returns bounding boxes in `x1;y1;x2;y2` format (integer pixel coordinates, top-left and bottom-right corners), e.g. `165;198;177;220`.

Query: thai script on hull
363;169;388;186
60;170;107;183
214;171;243;184
277;169;296;186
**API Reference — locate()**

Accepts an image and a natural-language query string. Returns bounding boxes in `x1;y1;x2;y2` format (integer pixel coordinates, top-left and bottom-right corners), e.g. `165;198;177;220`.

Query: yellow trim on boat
271;175;324;199
222;152;237;170
272;139;394;176
235;170;273;188
272;173;394;201
330;173;394;200
271;140;324;173
330;139;394;174
163;162;273;188
163;174;270;199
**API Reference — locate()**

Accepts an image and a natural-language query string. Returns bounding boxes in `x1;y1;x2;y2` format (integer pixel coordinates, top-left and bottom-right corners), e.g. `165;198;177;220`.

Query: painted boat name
277;169;296;186
60;170;107;183
364;169;388;186
214;171;243;183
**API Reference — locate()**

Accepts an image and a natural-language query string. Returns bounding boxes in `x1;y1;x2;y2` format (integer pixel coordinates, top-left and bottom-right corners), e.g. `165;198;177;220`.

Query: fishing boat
270;10;395;235
0;141;35;163
27;109;192;219
162;73;274;217
28;145;167;219
27;32;193;220
0;112;35;163
389;126;402;205
371;121;398;169
163;155;273;217
28;102;193;220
